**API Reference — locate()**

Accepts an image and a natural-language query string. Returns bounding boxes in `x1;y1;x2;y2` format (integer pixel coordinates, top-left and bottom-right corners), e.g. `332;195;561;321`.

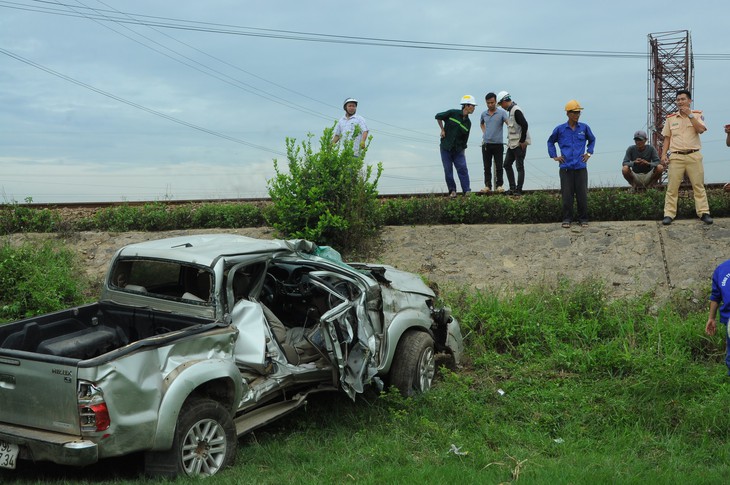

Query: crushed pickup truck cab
0;234;462;478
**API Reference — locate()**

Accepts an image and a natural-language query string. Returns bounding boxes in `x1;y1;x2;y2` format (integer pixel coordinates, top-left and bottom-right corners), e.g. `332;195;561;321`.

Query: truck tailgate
0;354;80;435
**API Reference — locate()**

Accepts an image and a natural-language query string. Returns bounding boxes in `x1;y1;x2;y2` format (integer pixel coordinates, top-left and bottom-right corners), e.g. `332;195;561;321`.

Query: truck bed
0;302;214;360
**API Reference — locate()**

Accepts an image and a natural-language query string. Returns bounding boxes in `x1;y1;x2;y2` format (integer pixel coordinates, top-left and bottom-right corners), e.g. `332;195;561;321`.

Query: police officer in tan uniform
661;89;712;225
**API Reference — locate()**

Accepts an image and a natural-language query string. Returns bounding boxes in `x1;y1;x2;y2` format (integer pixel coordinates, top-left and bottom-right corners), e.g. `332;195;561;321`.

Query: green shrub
381;191;563;225
0;201;62;235
442;194;494;224
267;127;383;252
588;188;665;221
380;196;446;225
91;203;181;231
0;242;86;322
3;187;728;236
189;203;266;228
79;202;266;232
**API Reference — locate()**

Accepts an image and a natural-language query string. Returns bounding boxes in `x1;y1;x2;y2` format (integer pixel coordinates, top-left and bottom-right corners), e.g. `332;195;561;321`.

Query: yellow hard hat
565;100;583;112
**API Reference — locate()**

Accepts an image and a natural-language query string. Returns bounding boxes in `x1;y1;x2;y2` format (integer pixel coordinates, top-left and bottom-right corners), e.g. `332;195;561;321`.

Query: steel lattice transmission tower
647;30;694;154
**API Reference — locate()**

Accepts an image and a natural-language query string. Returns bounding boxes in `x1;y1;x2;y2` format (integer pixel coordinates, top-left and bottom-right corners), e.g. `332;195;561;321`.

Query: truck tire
389;331;435;397
145;397;237;478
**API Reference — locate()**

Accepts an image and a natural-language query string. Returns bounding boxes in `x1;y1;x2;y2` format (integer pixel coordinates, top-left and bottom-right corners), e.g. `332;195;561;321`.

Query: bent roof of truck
115;234;303;266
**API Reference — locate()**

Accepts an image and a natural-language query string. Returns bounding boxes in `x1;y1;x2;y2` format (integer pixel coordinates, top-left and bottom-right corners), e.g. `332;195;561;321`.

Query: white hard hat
343;97;358;109
460;95;476;106
497;91;511;103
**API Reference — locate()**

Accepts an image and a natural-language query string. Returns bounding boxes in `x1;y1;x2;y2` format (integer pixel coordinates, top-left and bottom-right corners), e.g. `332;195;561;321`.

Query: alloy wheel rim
418;347;435;392
181;418;228;476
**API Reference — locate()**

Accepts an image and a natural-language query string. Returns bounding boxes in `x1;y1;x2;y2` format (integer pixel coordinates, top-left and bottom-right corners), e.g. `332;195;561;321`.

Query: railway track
9;183;728;210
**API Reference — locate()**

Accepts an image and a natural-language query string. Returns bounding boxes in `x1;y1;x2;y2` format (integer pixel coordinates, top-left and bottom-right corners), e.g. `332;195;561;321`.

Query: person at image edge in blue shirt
547;99;596;228
706;259;730;376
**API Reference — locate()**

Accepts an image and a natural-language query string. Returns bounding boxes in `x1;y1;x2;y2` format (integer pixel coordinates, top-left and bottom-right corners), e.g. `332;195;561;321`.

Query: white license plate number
0;439;19;469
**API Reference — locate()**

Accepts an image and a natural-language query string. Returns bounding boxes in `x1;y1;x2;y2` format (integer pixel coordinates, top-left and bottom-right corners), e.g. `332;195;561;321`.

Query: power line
0;46;287;155
58;0;336;122
6;0;725;150
36;0;435;144
2;1;729;60
81;0;435;141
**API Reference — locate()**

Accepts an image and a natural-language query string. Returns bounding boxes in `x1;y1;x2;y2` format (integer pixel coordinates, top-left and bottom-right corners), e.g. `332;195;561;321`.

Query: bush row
1;188;728;235
0;201;267;234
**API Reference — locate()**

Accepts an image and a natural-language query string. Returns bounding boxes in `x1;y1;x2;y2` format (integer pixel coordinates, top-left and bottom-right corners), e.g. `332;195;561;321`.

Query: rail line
9;183;728;210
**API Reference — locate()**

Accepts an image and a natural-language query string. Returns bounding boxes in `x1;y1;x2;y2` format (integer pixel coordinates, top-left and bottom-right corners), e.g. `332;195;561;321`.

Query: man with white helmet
497;91;530;196
435;95;476;197
332;97;369;156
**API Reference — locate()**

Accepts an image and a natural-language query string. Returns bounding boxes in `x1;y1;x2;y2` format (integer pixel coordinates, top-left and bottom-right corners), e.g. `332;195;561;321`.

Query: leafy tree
267;126;383;252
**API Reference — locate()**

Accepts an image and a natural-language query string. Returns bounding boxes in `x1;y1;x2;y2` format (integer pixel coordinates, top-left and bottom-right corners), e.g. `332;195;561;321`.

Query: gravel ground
6;217;729;301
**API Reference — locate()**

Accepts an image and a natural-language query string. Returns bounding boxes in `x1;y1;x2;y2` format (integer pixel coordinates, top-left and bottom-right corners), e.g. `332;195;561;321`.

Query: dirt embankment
7;218;729;301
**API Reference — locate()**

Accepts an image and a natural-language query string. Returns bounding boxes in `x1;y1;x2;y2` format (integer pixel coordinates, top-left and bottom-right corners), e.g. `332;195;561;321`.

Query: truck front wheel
389;331;435;396
145;397;236;478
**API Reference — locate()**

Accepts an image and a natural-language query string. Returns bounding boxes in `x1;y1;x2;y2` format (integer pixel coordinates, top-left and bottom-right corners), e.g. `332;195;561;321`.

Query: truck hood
355;264;435;298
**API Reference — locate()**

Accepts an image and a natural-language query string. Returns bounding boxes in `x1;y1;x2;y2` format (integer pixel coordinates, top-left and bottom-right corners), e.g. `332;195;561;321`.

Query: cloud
1;1;729;203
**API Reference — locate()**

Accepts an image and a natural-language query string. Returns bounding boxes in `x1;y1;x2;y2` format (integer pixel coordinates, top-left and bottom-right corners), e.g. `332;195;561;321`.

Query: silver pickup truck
0;234;462;478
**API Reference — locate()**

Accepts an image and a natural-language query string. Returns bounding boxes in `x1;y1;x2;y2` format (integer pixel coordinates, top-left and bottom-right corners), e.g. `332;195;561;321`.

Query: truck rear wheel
145;397;236;478
389;331;435;397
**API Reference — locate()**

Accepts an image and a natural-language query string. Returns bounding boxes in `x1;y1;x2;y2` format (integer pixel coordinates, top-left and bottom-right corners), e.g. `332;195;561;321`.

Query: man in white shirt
332;98;369;156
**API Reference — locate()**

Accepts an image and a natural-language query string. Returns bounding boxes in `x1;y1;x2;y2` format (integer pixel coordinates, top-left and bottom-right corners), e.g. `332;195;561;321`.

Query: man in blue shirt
479;92;509;193
547;100;596;228
706;259;730;375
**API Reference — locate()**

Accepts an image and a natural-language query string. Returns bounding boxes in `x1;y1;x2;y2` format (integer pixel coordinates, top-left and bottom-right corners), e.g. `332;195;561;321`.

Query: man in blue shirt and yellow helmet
547;99;596;228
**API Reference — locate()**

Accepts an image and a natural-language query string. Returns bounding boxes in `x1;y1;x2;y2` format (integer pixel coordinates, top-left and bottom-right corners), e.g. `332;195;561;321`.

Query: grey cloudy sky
1;0;729;203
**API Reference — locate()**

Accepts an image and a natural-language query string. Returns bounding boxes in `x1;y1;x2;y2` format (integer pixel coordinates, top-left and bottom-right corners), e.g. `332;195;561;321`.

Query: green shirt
435;108;472;151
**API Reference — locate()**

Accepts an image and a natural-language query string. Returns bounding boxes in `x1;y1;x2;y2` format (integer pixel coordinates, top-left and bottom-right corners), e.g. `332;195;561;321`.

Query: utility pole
647;30;694;157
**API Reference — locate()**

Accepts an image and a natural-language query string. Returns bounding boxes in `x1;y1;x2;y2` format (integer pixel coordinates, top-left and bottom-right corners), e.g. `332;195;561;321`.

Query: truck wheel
145;398;236;478
389;331;435;397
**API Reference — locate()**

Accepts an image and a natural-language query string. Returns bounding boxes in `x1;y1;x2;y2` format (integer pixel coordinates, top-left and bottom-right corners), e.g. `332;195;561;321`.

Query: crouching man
621;130;664;191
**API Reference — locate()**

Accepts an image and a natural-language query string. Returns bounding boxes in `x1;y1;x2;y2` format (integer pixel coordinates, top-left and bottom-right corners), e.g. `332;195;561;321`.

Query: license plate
0;439;19;469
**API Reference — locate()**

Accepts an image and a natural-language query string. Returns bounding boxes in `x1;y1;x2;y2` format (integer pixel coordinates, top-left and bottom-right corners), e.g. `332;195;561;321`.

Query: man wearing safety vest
497;91;530;196
435;95;476;197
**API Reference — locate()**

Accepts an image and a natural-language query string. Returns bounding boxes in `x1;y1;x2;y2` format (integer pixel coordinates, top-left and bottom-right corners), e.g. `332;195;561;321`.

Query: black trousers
481;143;504;189
504;145;526;191
559;168;588;223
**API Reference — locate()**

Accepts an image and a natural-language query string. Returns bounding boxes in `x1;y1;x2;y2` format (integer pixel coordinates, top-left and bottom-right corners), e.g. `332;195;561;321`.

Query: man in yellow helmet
547;100;596;228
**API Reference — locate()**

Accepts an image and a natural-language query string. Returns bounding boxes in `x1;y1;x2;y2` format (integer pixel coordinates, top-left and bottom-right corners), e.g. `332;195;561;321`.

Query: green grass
2;245;730;483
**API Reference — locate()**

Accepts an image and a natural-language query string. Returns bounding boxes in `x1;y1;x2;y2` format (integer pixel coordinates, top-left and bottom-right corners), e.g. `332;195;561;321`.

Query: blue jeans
440;148;471;193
